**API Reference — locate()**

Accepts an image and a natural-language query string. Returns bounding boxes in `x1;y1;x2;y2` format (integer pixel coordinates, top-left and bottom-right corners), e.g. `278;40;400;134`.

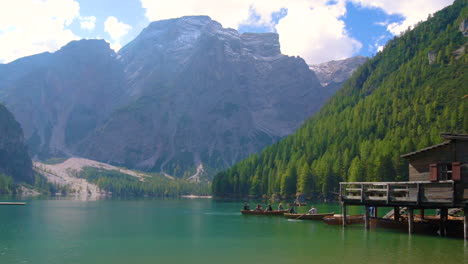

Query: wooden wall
408;143;453;181
455;140;468;182
407;139;468;183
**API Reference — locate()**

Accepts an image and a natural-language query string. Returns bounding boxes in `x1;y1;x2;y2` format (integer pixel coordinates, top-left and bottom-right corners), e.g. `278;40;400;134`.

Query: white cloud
0;0;80;63
276;1;362;64
104;16;132;51
350;0;454;35
80;16;96;30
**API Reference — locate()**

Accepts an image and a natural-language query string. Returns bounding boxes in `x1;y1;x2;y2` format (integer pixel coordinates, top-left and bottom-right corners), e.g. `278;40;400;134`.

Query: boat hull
323;215;364;225
284;213;334;220
287;203;307;207
241;210;287;216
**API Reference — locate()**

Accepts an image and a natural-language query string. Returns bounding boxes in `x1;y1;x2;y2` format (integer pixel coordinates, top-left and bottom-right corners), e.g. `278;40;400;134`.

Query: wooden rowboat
284;212;334;220
323;215;364;225
241;210;288;216
0;202;26;205
369;218;438;234
287;203;307;206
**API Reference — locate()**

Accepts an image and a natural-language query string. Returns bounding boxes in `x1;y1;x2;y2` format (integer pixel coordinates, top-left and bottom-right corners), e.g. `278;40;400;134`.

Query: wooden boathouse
339;133;468;239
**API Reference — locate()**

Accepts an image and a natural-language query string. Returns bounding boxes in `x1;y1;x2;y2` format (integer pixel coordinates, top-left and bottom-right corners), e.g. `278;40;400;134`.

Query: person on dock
278;203;284;211
369;206;375;217
289;207;296;214
265;204;273;212
308;206;317;215
243;202;250;210
255;204;263;211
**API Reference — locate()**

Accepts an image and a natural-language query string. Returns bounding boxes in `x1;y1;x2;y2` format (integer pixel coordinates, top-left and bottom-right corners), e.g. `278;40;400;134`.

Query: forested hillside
213;0;468;198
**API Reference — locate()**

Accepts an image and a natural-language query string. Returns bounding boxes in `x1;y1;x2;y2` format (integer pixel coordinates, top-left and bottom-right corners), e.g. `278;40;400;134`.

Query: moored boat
369;218;438;234
287;203;307;207
323;215;364;225
241;210;287;216
284;212;334;220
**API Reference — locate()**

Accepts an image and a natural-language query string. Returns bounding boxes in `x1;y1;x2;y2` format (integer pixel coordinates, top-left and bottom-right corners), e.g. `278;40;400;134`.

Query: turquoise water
0;198;466;264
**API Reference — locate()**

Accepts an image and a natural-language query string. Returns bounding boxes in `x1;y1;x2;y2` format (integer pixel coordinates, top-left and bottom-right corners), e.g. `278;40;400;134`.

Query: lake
0;198;466;264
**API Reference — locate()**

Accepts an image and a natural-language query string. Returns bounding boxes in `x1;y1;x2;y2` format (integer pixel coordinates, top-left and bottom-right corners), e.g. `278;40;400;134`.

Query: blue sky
0;0;454;64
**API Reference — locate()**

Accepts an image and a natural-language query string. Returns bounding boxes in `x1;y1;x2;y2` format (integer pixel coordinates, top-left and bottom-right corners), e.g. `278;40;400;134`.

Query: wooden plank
360;184;365;202
386;185;390;204
408;208;414;234
346;188;362;191
367;197;387;201
340;180;455;185
0;202;26;205
342;204;347;227
365;205;370;229
366;189;387;192
464;207;468;240
440;208;448;236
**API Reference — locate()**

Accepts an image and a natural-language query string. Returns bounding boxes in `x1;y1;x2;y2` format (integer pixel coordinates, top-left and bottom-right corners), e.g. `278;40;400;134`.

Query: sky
0;0;454;65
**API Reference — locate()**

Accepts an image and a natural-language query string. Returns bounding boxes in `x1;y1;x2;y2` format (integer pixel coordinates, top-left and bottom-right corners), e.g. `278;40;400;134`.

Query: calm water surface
0;198;466;264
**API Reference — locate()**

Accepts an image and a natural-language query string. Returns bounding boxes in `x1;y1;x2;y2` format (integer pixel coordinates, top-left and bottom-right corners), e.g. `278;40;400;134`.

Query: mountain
0;16;337;178
0;40;125;159
0;104;33;184
212;0;468;198
309;56;368;93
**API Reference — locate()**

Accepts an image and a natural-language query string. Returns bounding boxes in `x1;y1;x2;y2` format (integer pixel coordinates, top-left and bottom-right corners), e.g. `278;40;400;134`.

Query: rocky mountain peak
57;39;115;57
309;55;368;87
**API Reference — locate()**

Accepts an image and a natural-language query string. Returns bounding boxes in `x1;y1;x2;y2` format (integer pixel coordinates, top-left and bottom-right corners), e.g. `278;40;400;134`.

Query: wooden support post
394;207;400;221
386;184;390;204
464;207;468;240
420;209;425;220
342;203;347;227
365;205;370;229
339;184;342;202
440;208;448;237
408;208;414;234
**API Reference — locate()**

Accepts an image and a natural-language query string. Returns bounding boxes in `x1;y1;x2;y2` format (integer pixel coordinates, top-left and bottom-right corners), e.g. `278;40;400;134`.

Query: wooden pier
339;133;468;239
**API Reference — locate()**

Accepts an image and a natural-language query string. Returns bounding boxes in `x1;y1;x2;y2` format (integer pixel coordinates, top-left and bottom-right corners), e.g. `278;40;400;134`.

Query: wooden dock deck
340;180;467;208
339;180;468;239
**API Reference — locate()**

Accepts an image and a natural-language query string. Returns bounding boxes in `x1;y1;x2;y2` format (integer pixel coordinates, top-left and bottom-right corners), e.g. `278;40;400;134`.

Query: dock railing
339;180;459;206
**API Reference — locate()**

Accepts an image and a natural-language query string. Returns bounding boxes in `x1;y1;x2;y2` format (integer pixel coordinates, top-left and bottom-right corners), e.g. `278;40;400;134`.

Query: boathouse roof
400;133;468;158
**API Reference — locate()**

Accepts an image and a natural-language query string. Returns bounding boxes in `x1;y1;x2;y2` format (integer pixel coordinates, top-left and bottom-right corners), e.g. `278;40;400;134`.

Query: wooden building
339;133;468;239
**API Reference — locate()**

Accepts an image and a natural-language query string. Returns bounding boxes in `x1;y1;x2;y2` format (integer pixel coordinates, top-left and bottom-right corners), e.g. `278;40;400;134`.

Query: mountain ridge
0;16;364;179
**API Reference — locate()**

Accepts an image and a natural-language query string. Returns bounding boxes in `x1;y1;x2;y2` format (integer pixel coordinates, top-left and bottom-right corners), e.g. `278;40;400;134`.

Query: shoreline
181;195;213;199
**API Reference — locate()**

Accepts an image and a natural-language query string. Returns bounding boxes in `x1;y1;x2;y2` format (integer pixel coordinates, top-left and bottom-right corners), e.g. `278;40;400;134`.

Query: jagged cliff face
78;16;326;175
0;16;337;177
0;40;125;159
0;104;33;183
309;56;368;94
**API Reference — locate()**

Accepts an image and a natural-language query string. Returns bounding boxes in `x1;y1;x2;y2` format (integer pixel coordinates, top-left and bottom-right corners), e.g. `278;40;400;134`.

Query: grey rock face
459;19;468;37
309;56;368;93
78;16;326;176
0;104;33;183
0;16;352;178
428;51;436;64
0;39;125;159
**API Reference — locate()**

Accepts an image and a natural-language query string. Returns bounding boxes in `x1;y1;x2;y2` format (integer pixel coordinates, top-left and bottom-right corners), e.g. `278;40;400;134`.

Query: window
438;163;452;180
